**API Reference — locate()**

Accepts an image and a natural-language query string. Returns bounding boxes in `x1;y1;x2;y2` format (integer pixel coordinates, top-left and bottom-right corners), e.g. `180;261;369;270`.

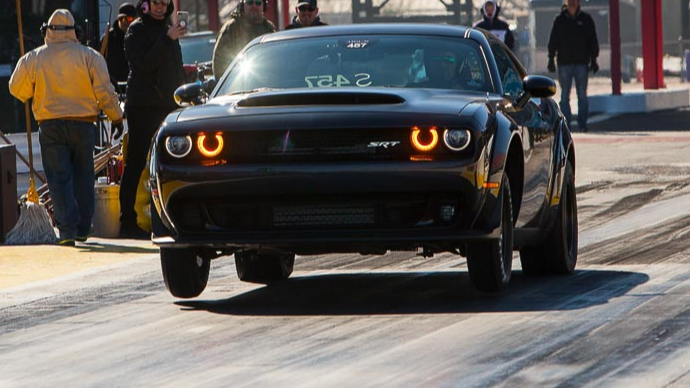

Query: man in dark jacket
547;0;599;132
473;1;514;50
285;0;328;30
212;0;276;79
121;0;186;238
101;2;136;91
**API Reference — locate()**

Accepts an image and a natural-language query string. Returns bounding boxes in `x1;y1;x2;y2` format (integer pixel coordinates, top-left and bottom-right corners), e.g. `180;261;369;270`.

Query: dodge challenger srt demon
149;23;578;298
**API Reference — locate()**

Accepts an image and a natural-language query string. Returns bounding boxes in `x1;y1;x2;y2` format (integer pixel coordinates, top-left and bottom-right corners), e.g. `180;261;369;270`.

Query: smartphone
177;11;189;28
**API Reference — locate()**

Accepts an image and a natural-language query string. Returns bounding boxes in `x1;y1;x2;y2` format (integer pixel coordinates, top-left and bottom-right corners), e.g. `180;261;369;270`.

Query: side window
491;43;523;97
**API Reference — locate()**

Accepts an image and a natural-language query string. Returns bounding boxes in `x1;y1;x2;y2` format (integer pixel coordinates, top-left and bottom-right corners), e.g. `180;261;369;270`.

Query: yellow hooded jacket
9;9;123;124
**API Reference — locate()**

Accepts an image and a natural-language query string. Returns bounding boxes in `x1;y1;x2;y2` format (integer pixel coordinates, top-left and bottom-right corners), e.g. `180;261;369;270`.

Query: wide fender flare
546;118;576;224
474;113;521;234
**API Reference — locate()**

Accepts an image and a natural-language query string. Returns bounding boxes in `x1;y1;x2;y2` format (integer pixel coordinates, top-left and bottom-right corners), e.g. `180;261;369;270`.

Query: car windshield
180;33;216;64
215;35;493;95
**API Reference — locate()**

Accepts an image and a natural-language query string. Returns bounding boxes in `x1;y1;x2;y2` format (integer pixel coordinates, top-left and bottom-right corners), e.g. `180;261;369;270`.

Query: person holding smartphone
212;0;276;79
119;0;186;239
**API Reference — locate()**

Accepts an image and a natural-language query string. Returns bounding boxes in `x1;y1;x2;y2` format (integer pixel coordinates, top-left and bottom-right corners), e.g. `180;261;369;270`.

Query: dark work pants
39;120;96;240
119;105;171;228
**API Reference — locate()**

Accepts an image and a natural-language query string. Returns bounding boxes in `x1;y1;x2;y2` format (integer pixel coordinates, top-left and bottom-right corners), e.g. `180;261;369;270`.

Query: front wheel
235;250;295;284
466;173;514;293
160;247;210;298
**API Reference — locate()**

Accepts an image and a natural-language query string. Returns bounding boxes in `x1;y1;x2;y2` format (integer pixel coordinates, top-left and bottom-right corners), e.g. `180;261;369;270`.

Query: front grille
273;204;376;227
230;129;413;162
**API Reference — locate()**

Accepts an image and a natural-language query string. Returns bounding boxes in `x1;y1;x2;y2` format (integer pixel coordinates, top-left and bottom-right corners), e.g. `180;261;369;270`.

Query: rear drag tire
520;161;578;275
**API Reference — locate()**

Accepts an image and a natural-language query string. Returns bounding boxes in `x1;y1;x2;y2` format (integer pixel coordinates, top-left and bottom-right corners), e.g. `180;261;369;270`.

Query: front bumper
151;157;500;252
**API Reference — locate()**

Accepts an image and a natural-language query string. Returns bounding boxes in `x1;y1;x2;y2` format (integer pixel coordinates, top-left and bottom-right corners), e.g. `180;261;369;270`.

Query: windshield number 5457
304;74;372;88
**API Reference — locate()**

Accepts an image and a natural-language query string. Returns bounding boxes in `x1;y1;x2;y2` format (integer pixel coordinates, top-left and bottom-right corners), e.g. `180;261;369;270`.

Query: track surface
2;129;690;388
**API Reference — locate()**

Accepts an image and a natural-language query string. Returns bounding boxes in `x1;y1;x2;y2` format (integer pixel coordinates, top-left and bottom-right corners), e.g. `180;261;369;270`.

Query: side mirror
515;75;557;108
174;82;205;107
523;75;557;98
203;77;217;92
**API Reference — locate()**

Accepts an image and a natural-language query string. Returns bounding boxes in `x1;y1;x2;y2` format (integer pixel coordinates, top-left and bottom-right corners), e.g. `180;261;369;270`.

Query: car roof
260;23;489;44
179;30;216;40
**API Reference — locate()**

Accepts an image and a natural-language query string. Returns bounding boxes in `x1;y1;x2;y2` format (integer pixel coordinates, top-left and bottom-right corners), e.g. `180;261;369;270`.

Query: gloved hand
590;58;599;74
111;120;124;142
547;57;556;73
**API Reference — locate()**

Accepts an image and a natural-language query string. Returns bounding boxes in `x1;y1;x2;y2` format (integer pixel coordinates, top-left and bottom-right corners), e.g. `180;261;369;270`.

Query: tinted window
491;42;523;97
215;35;492;95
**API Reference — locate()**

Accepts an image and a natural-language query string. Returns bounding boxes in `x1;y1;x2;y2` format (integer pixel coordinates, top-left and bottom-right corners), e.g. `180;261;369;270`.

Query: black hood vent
237;92;406;107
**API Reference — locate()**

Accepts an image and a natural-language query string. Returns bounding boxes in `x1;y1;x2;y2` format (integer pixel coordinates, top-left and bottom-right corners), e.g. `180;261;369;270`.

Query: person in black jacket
212;0;276;79
547;0;599;132
285;0;328;30
120;0;186;238
100;2;136;91
473;1;514;50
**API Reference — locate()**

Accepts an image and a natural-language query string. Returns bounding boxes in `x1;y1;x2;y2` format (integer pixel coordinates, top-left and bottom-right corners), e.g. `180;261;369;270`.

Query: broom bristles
5;201;57;245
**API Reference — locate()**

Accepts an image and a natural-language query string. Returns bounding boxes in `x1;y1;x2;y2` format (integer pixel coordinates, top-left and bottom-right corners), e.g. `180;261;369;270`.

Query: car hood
174;88;488;124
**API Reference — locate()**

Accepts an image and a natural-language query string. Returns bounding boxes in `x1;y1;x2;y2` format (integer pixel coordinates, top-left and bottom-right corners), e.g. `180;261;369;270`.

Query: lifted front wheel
466;174;514;293
160;247;210;298
235;250;295;284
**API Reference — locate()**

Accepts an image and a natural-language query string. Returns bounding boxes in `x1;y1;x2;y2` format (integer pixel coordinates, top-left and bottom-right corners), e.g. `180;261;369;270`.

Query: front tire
520;161;578;275
467;174;514;293
235;250;295;284
160;247;210;298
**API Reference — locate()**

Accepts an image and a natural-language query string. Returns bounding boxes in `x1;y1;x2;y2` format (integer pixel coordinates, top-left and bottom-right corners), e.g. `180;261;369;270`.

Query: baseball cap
117;2;137;19
296;0;317;8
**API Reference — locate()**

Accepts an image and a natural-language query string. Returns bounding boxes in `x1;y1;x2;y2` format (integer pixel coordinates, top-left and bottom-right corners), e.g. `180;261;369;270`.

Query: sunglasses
430;55;456;64
151;0;170;5
298;5;315;11
246;0;263;5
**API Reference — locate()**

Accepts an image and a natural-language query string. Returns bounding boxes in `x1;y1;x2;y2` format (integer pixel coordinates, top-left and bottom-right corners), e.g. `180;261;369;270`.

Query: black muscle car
149;24;578;298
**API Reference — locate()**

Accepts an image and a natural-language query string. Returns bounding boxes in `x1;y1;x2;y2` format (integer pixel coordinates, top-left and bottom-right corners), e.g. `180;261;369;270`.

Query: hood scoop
237;92;406;108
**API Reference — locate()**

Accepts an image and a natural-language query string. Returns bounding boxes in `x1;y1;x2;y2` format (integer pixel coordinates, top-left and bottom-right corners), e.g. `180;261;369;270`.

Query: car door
490;41;553;228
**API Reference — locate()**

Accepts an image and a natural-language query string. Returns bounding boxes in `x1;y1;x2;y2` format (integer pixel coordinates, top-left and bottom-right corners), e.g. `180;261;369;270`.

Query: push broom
5;0;57;245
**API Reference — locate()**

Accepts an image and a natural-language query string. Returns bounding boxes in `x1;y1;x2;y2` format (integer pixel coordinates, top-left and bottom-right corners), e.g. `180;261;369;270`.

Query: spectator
9;9;124;246
473;1;514;51
547;0;599;132
101;2;136;91
285;0;328;30
212;0;276;79
120;0;186;239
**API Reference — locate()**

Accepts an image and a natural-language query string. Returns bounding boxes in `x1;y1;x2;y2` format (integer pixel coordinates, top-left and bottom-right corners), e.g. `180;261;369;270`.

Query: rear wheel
235;250;295;284
520;161;578;275
160;247;210;298
467;174;514;293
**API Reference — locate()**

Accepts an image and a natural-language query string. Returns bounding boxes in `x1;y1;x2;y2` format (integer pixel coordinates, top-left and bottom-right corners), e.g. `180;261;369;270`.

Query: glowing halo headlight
165;135;193;158
410;126;439;152
197;133;224;157
443;129;471;151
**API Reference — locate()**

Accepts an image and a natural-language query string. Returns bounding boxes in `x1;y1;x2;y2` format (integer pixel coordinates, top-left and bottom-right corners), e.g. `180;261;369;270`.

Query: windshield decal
345;40;369;49
304;73;372;88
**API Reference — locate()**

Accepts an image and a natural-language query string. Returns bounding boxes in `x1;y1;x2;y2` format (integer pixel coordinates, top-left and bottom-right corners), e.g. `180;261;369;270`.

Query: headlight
165;135;193;158
443;129;471;151
410;126;439;152
197;133;224;157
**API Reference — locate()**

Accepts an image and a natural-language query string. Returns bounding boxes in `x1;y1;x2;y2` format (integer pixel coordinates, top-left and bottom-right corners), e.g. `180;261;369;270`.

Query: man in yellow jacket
9;9;124;246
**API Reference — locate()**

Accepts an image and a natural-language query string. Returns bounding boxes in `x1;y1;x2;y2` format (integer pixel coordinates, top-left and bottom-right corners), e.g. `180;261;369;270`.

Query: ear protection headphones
238;0;268;14
40;23;82;40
